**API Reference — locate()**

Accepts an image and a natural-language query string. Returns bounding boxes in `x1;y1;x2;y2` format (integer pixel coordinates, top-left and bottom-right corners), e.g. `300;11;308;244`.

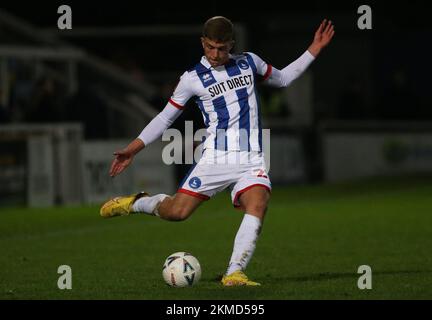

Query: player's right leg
100;192;148;218
100;192;204;221
156;193;204;221
100;149;221;220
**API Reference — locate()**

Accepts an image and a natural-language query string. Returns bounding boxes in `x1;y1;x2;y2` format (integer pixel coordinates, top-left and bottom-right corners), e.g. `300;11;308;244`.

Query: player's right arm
109;72;194;177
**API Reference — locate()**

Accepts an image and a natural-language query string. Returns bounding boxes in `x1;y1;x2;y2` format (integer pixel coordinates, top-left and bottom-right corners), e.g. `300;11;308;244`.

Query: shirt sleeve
245;52;273;81
137;71;194;146
266;50;315;88
168;71;195;110
137;101;183;146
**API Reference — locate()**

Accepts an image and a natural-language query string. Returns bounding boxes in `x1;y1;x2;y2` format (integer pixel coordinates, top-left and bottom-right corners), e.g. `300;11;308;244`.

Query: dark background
1;0;430;125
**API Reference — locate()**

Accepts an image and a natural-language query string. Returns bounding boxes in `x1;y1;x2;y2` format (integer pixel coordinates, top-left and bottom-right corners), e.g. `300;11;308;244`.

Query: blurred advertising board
81;140;176;204
322;129;432;182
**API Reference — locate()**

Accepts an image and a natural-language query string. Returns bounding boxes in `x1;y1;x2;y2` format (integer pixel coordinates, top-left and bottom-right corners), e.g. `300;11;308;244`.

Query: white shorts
178;149;271;208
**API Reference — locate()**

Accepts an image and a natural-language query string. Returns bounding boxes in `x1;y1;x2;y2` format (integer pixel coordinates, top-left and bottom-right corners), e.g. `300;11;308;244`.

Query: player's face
201;37;233;68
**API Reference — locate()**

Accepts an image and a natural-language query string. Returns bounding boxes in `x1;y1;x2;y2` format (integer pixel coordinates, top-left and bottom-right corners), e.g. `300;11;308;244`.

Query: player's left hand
313;19;335;48
308;19;335;57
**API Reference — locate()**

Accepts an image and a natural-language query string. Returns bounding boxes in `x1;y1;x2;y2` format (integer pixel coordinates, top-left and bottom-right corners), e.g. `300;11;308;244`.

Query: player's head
201;16;235;68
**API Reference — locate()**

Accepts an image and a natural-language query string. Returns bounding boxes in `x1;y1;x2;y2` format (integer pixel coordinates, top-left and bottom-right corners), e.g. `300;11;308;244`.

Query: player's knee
245;202;268;216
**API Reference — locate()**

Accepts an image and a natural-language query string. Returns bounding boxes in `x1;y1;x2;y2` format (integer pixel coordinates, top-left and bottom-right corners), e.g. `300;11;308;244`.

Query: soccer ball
162;252;201;287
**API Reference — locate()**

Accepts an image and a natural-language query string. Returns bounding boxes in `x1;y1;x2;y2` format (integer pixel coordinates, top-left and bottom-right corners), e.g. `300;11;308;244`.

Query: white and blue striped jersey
137;50;314;149
168;52;273;152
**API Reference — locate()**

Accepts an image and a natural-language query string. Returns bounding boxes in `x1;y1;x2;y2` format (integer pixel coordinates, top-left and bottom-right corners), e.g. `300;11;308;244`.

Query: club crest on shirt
189;177;202;189
237;59;249;70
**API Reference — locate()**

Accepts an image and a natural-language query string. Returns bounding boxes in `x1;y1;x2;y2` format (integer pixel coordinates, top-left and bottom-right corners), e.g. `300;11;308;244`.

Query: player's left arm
266;19;335;88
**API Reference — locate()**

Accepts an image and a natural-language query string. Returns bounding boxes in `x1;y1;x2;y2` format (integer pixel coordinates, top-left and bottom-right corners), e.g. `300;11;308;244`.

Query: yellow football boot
221;270;261;286
100;192;148;218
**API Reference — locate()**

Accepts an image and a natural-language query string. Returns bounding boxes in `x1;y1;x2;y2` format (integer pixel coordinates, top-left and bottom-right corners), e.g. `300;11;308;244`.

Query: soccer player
100;16;334;286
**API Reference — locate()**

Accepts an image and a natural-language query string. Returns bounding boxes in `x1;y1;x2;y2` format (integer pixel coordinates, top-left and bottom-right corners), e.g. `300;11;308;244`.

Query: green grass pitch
1;176;432;299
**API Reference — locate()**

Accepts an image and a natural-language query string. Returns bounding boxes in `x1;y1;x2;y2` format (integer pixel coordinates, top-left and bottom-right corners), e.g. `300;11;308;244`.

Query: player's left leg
236;185;270;220
222;185;270;286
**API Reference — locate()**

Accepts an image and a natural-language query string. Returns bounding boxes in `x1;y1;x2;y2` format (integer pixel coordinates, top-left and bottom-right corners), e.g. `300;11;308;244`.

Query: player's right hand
109;149;134;177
